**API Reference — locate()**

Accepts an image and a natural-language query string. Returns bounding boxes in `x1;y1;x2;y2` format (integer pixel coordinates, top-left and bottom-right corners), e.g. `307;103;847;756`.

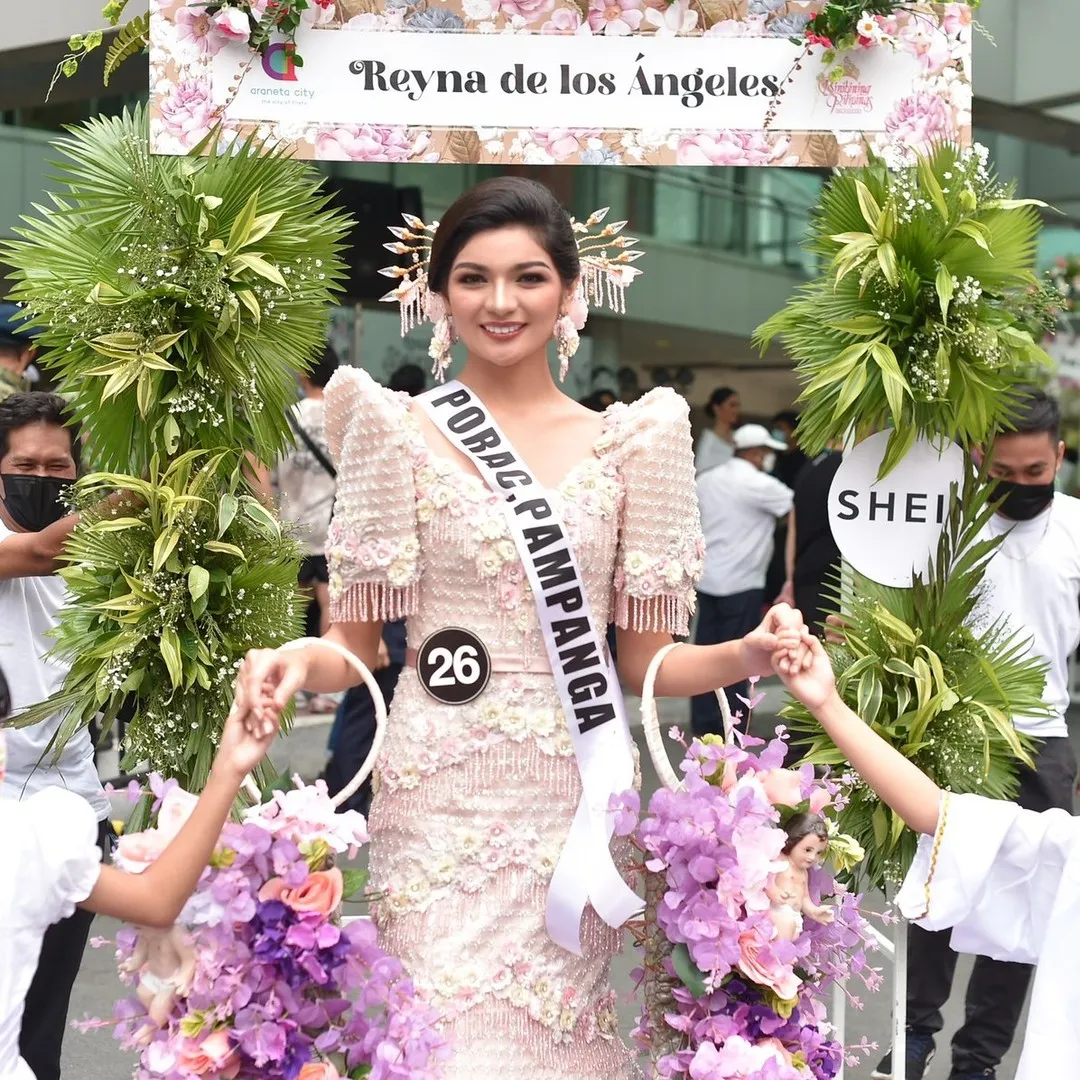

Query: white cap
733;423;787;452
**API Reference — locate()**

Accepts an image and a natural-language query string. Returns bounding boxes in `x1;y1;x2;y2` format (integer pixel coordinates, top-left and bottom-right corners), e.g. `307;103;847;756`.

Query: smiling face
0;420;77;533
786;832;828;871
444;225;574;372
0;421;77;482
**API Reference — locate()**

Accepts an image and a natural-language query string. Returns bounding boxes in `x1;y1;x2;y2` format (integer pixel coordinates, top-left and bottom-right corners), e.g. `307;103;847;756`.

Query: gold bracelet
920;791;951;919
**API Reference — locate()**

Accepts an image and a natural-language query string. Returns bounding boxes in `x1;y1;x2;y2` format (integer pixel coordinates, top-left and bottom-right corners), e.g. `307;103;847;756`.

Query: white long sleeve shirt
697;457;793;597
899;792;1080;1080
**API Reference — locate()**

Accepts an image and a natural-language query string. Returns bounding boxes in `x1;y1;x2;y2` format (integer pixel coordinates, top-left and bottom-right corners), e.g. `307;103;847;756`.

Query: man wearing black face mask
875;387;1080;1080
0;392;112;1080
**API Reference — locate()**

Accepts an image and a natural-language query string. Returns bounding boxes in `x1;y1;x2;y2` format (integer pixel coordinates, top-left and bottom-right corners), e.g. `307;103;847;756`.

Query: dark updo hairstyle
705;386;738;419
427;177;580;297
781;811;828;855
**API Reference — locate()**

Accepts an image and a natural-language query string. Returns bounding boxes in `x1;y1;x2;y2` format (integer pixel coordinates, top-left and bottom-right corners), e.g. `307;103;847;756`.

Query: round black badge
416;627;492;705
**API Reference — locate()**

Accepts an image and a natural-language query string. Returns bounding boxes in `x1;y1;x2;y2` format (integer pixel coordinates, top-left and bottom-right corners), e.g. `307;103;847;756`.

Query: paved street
65;679;1062;1080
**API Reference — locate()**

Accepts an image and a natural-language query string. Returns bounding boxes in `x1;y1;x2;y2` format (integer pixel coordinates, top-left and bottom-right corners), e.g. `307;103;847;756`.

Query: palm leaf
756;145;1055;469
1;108;352;792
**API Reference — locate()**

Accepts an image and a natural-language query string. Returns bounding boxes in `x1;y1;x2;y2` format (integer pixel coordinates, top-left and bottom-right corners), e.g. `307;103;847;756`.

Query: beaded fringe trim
615;592;692;637
331;580;419;624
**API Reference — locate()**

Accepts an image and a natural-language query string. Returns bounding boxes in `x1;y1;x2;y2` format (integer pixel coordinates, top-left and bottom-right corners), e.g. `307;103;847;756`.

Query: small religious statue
766;812;835;941
122;923;198;1027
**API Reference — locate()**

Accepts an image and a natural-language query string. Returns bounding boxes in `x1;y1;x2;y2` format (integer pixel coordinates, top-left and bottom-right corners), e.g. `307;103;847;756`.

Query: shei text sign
829;432;965;588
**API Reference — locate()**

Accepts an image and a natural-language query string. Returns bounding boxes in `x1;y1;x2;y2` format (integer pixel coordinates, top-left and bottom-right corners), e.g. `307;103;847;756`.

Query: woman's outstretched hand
740;603;814;678
234;647;311;738
772;633;837;712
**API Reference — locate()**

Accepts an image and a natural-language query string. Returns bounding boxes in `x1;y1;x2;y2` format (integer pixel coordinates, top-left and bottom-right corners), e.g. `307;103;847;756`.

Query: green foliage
9;453;304;791
2;109;352;792
803;1;981;52
754;144;1055;477
103;12;150;85
782;467;1048;889
671;943;709;1000
48;1;134;98
4;106;350;475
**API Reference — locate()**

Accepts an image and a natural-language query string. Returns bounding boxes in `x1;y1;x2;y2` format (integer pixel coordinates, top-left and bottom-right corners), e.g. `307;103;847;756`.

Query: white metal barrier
833;912;906;1080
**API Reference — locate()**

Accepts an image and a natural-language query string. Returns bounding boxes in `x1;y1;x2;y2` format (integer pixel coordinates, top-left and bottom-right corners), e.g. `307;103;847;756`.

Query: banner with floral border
150;0;972;166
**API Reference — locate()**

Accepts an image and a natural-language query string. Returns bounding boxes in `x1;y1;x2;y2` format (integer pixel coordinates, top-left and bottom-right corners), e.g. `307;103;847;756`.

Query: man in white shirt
0;392;111;1080
275;348;339;631
875;388;1080;1080
692;423;793;735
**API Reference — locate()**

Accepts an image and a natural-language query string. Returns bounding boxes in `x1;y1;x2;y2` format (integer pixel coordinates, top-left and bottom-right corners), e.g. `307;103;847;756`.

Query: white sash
418;381;643;955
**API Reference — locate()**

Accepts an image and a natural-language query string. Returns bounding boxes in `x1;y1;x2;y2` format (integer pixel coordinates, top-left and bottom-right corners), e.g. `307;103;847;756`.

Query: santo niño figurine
767;812;836;941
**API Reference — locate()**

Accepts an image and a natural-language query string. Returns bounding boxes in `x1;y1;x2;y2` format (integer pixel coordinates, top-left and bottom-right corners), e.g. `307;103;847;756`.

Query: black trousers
906;735;1077;1075
20;817;114;1080
690;588;764;737
325;661;404;816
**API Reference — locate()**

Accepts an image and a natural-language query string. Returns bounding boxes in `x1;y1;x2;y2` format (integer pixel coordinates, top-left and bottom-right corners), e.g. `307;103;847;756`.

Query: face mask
762;452;777;474
1;474;71;532
994;478;1055;522
771;429;788;446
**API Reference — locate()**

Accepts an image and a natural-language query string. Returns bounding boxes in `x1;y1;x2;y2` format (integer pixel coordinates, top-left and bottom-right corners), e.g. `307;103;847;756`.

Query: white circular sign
828;432;965;587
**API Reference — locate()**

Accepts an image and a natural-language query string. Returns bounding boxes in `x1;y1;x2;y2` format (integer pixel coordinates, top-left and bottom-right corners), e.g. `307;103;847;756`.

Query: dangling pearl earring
554;314;579;383
428;313;457;383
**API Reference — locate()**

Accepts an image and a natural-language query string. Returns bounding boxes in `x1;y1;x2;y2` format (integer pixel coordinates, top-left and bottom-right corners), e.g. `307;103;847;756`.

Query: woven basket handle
241;636;388;809
640;642;734;793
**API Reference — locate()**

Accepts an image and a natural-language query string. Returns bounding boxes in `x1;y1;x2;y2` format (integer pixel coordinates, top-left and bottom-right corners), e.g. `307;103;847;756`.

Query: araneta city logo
262;42;298;82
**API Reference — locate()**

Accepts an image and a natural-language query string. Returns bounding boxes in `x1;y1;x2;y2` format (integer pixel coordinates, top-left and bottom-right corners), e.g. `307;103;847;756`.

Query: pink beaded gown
324;368;704;1080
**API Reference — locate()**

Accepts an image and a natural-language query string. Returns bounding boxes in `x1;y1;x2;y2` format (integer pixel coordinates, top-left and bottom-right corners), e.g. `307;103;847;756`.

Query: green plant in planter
781;470;1048;889
754;143;1056;478
10;452;303;792
2;106;351;796
756;146;1060;892
6;106;348;474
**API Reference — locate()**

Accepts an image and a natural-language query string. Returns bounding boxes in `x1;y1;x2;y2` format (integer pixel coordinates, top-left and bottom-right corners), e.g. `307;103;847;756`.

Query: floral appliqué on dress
322;368;702;1080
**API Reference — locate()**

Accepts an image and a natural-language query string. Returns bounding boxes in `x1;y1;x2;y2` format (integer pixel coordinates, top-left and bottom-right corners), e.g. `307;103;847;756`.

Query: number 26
427;645;481;686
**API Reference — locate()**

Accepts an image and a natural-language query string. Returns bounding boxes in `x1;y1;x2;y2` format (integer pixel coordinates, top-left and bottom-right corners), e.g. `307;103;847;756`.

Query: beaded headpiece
379;208;644;382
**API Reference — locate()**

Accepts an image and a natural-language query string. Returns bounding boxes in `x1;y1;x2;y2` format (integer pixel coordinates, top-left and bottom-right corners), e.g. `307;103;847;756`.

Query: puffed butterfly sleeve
610;387;704;636
324;367;421;624
19;788;102;927
897;792;1080;966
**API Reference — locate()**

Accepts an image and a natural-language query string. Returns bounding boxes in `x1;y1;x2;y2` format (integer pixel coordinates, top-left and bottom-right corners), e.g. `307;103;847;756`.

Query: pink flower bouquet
92;777;448;1080
616;710;880;1079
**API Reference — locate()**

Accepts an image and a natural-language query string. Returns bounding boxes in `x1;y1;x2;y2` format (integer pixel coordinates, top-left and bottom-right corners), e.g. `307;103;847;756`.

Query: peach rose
158;787;200;842
809;787;832;815
176;1030;239;1077
758;1037;795;1066
258;868;344;916
114;829;168;874
298;1063;341;1080
736;930;801;1002
758;768;804;808
258;877;287;903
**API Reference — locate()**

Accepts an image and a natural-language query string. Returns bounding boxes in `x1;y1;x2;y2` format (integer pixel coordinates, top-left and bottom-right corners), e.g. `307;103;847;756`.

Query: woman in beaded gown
234;178;806;1079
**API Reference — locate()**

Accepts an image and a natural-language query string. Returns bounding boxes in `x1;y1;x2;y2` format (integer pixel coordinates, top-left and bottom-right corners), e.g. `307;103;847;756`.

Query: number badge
416;627;492;705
